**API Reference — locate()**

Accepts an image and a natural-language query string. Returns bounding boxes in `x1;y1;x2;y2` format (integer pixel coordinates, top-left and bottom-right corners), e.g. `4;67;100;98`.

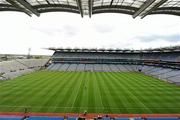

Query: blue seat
102;117;110;120
67;117;77;120
28;116;64;120
114;118;129;120
0;117;23;120
134;118;142;120
146;118;178;120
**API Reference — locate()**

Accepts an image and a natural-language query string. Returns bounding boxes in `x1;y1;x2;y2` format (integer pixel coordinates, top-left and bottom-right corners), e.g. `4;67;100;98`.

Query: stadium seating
46;49;180;85
52;50;180;62
0;116;24;120
46;62;180;85
1;69;35;80
85;64;93;71
114;118;129;120
67;117;77;120
53;52;140;60
0;59;48;80
17;59;48;68
142;66;180;85
28;116;64;120
48;63;141;72
146;118;179;120
134;118;142;120
0;116;179;120
102;117;110;120
142;52;180;62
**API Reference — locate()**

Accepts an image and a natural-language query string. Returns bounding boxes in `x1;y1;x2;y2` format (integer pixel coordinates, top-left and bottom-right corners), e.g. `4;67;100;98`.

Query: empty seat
102;117;110;120
134;118;142;120
67;117;77;120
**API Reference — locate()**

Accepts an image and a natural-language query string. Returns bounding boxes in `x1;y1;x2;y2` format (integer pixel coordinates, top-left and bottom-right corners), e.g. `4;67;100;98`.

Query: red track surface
0;112;180;119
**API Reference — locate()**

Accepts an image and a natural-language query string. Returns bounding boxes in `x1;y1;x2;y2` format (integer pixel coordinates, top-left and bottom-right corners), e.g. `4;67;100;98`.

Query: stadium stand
134;118;142;120
0;59;48;80
146;118;179;120
27;116;64;120
102;117;110;120
47;48;180;85
16;59;49;69
114;118;129;120
67;117;77;120
0;116;24;120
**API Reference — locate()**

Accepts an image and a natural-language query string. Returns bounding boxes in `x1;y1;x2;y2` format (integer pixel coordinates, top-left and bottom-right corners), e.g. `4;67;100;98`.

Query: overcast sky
0;12;180;55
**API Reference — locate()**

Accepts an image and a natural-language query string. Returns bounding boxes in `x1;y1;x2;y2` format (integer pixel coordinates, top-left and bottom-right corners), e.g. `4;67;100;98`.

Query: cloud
30;25;78;37
62;25;79;37
135;34;180;43
0;12;180;55
93;24;115;33
30;27;62;36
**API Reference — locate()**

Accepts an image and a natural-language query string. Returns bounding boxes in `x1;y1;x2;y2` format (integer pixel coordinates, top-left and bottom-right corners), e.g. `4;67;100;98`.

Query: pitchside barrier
0;106;180;114
0;106;180;119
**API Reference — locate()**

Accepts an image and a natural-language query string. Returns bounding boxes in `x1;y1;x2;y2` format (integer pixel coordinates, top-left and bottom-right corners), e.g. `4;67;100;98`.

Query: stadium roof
48;46;180;53
0;0;180;18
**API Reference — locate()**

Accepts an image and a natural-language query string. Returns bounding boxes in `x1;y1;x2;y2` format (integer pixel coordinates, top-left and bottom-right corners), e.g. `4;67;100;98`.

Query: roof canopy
48;46;180;53
0;0;180;18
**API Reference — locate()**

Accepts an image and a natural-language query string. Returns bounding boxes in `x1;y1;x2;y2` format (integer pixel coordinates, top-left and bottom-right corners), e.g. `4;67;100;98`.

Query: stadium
0;0;180;120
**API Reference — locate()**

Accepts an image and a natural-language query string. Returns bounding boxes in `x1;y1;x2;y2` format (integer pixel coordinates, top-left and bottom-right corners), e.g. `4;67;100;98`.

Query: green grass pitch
0;71;180;114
